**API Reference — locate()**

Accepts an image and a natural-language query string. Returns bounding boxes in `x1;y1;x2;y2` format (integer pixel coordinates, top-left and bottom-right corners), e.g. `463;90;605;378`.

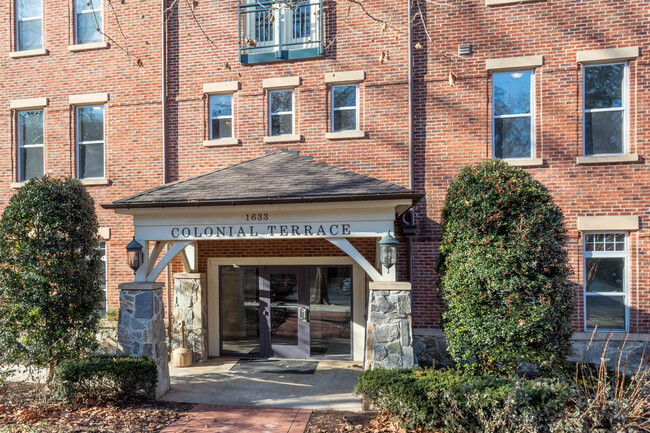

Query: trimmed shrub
56;356;157;401
356;368;573;433
0;176;104;383
438;160;573;374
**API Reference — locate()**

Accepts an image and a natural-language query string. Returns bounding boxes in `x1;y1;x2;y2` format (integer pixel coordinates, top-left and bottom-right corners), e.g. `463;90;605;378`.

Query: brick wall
0;1;164;310
412;0;650;332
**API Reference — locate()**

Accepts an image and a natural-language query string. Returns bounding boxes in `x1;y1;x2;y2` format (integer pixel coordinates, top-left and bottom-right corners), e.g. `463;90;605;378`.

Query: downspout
404;0;415;282
161;0;173;343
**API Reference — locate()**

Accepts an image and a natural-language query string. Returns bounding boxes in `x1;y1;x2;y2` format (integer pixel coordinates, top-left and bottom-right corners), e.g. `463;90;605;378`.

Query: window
331;85;358;132
492;70;534;159
269;90;294;136
76;105;104;179
583;63;626;156
17;110;44;182
209;94;233;140
584;233;627;331
239;0;322;64
16;0;43;51
75;0;103;44
98;241;107;316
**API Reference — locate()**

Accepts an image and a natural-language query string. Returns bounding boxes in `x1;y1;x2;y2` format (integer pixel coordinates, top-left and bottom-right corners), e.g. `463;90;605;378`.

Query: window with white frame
583;63;626;156
331;85;358;132
209;94;233;140
492;70;534;159
76;105;104;179
17;110;44;182
98;241;107;316
75;0;103;44
16;0;43;51
269;90;294;136
584;233;627;331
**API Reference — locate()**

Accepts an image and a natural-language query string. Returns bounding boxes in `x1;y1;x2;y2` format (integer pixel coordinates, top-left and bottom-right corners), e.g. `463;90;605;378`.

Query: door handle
299;307;310;323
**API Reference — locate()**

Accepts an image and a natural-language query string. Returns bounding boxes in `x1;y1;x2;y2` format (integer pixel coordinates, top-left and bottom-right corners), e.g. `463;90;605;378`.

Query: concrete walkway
161;358;363;411
160;404;311;433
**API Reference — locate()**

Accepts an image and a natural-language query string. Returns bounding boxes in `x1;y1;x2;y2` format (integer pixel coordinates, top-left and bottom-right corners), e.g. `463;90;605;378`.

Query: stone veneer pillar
117;282;170;399
172;273;208;363
365;281;414;369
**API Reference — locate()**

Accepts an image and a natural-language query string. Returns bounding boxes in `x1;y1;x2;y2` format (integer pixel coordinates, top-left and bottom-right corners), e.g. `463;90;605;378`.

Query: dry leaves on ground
308;411;432;433
0;383;192;433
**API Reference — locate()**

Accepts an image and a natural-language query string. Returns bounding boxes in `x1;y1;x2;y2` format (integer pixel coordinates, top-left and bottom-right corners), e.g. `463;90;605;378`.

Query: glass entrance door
261;267;310;358
220;265;352;359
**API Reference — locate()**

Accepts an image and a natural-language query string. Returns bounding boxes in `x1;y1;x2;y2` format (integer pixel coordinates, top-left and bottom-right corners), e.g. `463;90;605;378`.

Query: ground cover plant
437;159;573;374
0;176;105;384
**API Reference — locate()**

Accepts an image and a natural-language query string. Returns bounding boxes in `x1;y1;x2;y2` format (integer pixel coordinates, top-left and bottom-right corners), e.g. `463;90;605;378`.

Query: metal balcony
238;0;323;64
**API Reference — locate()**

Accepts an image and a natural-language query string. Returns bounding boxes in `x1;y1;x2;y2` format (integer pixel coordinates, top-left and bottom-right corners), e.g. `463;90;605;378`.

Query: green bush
56;356;157;401
0;176;104;383
438;160;573;374
356;368;573;433
103;308;119;322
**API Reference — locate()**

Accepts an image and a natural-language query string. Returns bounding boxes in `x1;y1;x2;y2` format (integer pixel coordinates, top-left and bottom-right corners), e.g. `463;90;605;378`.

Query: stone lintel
263;76;300;89
577;215;639;231
486;55;543;71
203;81;239;94
69;92;110;105
173;272;206;279
325;70;365;84
577;47;639;64
10;97;49;110
369;281;411;291
119;282;164;291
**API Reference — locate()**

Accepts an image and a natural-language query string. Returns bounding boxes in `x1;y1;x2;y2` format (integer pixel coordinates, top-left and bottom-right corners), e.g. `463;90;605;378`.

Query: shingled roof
103;150;422;209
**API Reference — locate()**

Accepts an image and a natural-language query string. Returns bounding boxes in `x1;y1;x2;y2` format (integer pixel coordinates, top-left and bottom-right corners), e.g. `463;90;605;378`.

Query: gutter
102;192;426;210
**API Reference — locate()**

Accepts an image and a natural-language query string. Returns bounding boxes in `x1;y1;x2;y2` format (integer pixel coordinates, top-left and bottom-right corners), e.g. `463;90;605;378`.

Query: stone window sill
10;182;26;189
203;138;241;147
9;48;48;59
81;177;109;186
576;154;639;165
263;134;301;144
502;158;544;167
69;42;110;52
326;131;366;140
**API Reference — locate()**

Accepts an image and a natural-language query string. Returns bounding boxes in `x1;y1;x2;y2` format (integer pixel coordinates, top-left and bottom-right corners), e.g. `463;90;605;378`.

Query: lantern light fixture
126;238;144;274
378;230;399;270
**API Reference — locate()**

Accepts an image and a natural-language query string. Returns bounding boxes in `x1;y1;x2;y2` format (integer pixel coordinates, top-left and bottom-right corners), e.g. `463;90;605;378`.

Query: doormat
230;359;319;375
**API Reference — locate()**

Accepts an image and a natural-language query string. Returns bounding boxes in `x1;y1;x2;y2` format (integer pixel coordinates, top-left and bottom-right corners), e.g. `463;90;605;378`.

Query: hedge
356;368;573;432
56;356;157;401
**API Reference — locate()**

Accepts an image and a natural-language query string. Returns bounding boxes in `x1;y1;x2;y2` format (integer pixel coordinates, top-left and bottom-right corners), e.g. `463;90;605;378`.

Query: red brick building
1;0;648;379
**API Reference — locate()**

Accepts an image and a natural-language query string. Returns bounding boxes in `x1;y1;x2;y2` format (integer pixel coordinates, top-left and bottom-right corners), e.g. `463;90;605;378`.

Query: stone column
365;282;414;369
118;282;170;399
172;273;208;363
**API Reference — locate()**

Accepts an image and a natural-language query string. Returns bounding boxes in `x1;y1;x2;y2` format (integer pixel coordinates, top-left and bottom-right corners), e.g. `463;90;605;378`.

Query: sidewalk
160;404;311;433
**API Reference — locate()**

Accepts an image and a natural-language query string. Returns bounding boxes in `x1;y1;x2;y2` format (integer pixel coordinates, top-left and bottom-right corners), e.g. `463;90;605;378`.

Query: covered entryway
103;150;422;398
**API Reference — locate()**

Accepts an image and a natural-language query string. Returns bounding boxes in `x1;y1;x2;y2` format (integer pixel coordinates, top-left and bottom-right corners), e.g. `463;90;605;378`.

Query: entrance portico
103;150;422;397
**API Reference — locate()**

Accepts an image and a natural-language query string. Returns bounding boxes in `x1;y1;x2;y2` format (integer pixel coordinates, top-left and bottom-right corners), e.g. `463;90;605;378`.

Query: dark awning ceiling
103;150;423;210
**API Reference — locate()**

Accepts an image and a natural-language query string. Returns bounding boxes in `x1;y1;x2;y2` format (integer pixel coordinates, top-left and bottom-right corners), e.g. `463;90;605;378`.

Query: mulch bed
307;410;426;433
0;382;192;432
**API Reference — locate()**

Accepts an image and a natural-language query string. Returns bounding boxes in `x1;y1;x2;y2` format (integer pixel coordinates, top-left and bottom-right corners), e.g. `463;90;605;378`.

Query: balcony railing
238;0;323;64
